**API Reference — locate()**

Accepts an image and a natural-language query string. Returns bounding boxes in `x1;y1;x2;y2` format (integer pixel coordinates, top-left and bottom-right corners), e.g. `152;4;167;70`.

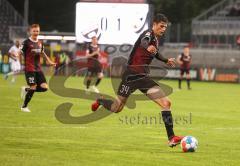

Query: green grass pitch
0;75;240;166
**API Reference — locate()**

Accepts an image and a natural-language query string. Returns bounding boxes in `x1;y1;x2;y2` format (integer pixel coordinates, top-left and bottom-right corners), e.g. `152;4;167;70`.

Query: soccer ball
180;136;198;152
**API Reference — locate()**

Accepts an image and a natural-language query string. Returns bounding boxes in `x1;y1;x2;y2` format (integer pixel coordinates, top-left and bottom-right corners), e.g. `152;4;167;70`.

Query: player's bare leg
92;95;127;113
21;84;36;112
85;76;92;94
35;83;48;92
178;74;183;89
186;73;191;90
4;70;20;82
21;83;48;112
146;86;184;147
91;72;103;93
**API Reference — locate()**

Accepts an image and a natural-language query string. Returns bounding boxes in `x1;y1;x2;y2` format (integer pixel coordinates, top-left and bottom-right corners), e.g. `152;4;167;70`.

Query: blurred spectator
0;49;2;63
227;4;240;16
236;35;240;47
54;52;69;75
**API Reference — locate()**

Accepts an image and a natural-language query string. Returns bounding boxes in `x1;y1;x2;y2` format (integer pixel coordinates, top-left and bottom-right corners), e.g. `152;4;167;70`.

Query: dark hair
153;13;169;23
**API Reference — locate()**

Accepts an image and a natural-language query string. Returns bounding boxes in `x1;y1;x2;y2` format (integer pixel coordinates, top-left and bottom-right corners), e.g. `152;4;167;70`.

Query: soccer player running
4;40;22;83
177;46;192;90
85;36;103;93
20;24;56;112
91;14;184;147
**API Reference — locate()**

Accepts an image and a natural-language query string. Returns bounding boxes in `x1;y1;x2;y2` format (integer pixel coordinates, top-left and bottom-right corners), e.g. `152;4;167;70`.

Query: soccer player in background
85;36;103;93
20;24;56;112
4;40;22;83
177;46;192;90
91;14;184;147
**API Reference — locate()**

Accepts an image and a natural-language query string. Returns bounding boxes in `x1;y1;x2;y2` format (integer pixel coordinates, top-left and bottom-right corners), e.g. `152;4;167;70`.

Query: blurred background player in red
177;46;192;90
4;40;21;83
20;24;56;112
85;36;103;93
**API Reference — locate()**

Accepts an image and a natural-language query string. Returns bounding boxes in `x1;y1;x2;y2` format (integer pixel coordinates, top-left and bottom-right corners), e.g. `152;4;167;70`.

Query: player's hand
178;61;183;65
167;58;176;67
49;62;57;67
93;51;98;54
147;45;157;54
96;51;101;56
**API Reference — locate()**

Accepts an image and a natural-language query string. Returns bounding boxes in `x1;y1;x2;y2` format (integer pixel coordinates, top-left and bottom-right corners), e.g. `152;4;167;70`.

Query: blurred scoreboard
75;2;150;45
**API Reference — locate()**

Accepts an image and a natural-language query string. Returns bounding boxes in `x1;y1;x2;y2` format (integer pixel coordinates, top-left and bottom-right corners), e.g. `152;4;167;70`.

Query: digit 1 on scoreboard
117;18;120;31
101;17;107;31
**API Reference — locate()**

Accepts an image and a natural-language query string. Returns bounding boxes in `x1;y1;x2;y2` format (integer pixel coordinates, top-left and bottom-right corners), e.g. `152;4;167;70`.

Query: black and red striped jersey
128;30;161;74
86;44;100;66
178;53;191;69
21;38;44;72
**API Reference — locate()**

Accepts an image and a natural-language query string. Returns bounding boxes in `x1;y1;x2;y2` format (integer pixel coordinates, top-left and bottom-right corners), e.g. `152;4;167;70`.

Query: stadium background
1;0;240;83
0;0;240;165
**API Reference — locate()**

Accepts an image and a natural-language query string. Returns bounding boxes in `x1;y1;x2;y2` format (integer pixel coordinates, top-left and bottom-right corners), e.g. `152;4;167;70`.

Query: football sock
22;89;35;108
36;86;48;92
25;87;30;91
86;80;91;89
187;79;191;89
95;78;101;86
97;98;113;111
178;79;182;89
162;111;175;140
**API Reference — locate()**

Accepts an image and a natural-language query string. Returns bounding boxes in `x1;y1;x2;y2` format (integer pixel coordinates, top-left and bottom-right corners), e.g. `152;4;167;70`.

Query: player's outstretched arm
155;53;176;67
42;51;56;66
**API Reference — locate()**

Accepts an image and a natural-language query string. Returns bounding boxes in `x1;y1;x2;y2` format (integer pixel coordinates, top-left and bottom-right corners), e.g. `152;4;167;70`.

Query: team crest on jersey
31;48;42;54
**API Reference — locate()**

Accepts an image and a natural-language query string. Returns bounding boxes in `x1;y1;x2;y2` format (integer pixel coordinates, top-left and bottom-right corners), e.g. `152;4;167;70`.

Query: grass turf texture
0;75;240;166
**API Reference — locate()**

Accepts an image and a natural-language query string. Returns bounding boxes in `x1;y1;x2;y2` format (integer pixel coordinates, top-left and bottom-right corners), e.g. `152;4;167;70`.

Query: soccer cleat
21;86;27;99
21;107;31;113
91;86;100;93
168;136;184;147
91;101;100;112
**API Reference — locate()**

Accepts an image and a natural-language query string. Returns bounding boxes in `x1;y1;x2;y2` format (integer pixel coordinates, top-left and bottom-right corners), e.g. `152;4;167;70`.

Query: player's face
153;21;168;37
92;37;98;45
30;27;40;38
184;47;190;55
15;41;20;48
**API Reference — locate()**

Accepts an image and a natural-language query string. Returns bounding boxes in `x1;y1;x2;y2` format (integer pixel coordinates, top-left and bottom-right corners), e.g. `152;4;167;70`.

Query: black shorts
117;69;159;98
25;71;47;86
180;68;190;75
87;61;102;76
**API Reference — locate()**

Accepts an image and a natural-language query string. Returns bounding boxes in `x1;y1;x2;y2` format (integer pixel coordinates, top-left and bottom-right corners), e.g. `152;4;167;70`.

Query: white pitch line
0;126;87;129
214;127;240;130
